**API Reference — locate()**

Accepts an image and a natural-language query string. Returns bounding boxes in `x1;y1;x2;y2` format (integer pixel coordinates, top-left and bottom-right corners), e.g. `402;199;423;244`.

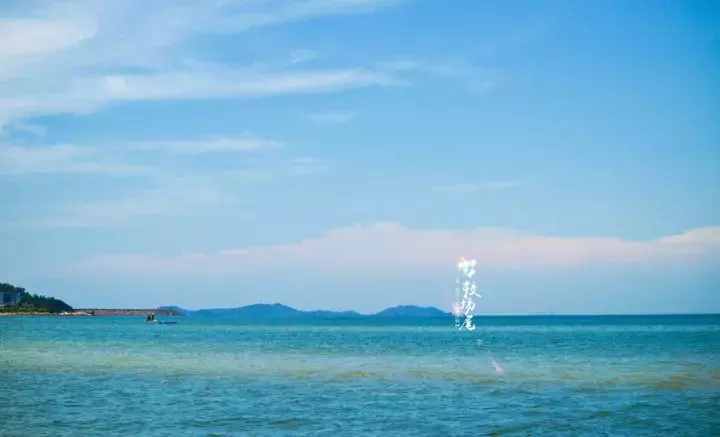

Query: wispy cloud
38;177;243;228
0;133;281;174
307;111;356;125
0;144;144;175
0;17;96;58
132;136;282;155
379;57;500;93
0;0;404;129
432;181;520;194
1;68;398;129
3;122;48;138
202;0;403;33
290;157;329;175
5;66;400;133
289;49;319;65
98;68;397;101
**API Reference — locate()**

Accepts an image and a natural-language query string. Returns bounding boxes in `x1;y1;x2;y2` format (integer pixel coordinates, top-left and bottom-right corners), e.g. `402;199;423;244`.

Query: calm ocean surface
1;315;719;436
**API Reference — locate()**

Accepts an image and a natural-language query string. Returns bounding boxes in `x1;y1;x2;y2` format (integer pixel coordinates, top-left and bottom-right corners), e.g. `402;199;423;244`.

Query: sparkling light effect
490;355;505;375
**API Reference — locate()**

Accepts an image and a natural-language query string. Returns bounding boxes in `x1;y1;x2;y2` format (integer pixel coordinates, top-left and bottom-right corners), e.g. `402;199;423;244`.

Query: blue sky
1;0;718;313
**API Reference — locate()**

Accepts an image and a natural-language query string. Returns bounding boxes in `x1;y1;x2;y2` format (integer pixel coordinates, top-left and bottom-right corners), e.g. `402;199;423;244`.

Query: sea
1;315;719;436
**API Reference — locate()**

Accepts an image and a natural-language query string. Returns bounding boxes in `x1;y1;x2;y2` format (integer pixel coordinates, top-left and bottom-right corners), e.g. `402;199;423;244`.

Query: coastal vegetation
0;282;73;313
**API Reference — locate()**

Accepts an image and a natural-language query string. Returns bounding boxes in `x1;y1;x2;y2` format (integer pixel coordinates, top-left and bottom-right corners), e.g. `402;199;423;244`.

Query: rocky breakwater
76;308;182;316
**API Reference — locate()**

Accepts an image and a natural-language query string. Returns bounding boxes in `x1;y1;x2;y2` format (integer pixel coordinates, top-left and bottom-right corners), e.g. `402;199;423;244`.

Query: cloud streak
0;133;282;175
0;0;403;128
379;57;501;93
432;181;520;194
308;111;356;125
38;177;242;228
97;69;397;101
0;17;96;58
132;136;282;155
0;144;144;175
1;68;398;129
71;223;720;278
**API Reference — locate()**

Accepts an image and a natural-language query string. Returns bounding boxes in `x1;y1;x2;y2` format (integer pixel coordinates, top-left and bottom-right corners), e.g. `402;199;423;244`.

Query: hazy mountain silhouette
374;305;448;318
176;303;450;321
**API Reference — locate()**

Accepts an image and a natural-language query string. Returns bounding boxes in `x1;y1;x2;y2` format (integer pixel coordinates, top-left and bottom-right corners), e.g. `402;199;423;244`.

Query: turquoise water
1;315;719;435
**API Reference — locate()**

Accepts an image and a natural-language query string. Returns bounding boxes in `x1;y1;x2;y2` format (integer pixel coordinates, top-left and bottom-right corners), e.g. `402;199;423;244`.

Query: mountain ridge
164;303;450;320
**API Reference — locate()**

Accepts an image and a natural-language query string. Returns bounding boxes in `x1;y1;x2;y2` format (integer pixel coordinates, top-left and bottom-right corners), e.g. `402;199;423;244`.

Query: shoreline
0;312;73;317
0;308;180;317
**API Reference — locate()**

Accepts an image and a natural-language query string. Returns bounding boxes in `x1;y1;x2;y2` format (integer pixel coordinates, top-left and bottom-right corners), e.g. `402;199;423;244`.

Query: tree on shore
0;282;73;313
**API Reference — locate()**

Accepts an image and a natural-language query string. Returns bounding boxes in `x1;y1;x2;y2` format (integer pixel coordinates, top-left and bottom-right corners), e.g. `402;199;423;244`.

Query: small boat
146;313;177;324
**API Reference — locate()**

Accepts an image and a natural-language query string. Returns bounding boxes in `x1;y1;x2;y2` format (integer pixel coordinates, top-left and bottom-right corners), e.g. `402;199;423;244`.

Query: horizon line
77;303;720;317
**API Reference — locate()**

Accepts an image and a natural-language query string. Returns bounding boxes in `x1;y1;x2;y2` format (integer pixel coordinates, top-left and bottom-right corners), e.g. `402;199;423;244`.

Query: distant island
172;303;450;321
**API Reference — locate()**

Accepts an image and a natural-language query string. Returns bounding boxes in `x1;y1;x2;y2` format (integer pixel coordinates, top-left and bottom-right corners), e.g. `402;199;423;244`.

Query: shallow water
2;315;719;435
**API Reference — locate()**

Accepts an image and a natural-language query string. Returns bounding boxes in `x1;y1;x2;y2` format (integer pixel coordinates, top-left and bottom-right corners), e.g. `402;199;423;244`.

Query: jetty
75;308;182;316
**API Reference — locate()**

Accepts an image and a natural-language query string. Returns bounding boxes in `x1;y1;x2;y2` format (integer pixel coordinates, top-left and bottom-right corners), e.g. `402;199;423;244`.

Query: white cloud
72;223;720;277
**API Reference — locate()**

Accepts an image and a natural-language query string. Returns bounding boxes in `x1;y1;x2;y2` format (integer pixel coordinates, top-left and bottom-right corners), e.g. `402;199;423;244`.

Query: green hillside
0;282;73;313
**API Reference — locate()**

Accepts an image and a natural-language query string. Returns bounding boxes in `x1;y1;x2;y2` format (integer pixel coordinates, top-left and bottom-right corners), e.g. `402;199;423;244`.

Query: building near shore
0;284;25;307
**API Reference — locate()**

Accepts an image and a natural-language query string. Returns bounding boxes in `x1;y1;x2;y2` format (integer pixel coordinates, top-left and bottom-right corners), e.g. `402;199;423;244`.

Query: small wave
331;370;381;380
